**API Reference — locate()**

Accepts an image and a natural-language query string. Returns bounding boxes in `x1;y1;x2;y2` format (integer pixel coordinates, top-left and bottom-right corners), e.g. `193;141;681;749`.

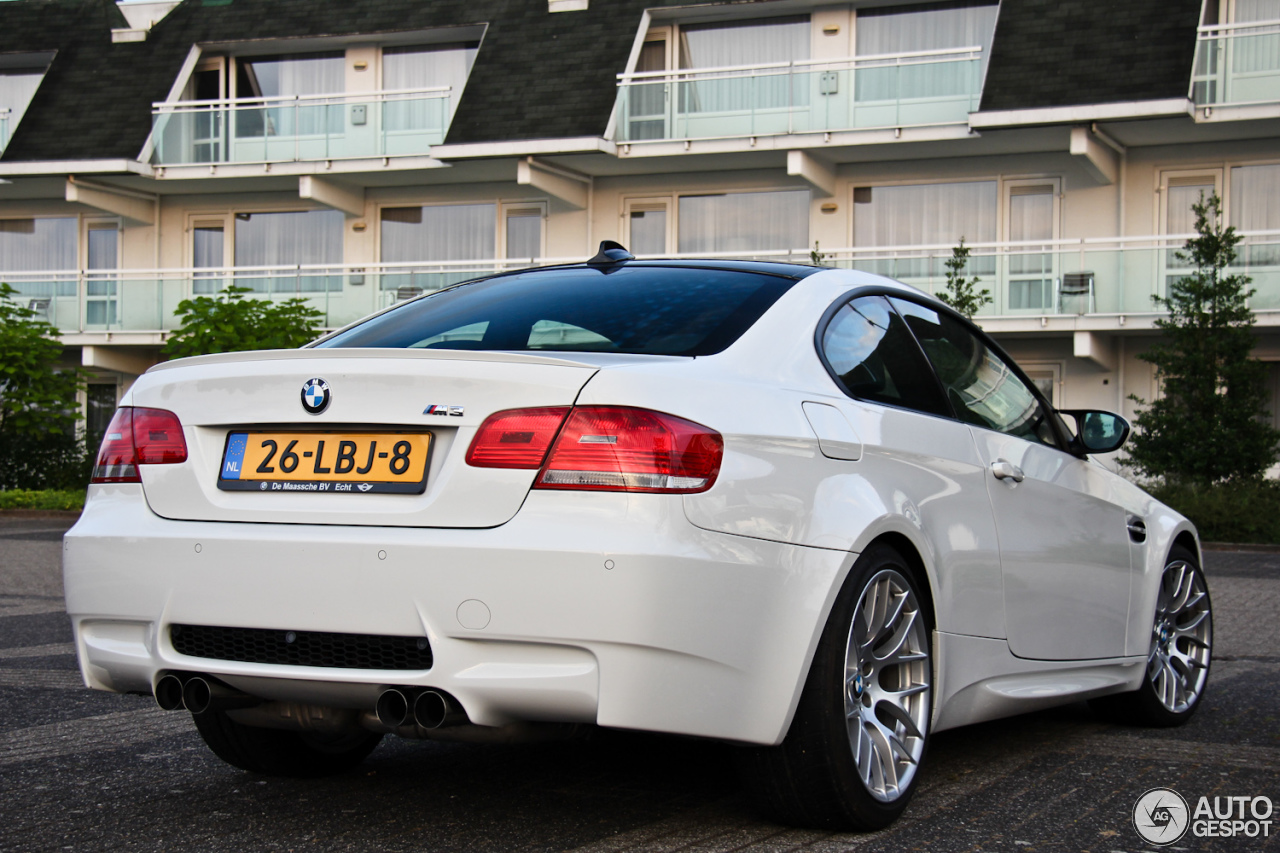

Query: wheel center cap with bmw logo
301;378;331;414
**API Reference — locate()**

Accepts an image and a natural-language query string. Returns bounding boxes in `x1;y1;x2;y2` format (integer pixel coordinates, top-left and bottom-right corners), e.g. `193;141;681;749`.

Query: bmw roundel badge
301;378;331;415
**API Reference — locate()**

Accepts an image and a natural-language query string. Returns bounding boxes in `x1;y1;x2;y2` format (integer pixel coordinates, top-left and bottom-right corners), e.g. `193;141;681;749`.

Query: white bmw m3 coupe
64;243;1212;830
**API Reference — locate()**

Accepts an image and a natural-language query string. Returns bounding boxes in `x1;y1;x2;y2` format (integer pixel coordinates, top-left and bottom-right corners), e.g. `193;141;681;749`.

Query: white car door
889;297;1133;661
816;294;1006;640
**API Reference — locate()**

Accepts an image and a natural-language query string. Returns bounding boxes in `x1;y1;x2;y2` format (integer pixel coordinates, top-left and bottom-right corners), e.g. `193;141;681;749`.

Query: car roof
501;258;827;281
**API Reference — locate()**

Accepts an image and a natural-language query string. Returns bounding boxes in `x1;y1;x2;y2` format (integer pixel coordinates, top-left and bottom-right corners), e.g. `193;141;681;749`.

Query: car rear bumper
63;484;852;746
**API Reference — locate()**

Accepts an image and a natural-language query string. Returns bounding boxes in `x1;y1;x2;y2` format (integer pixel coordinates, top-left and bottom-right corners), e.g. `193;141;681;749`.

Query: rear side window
888;297;1058;447
820;295;950;417
317;265;796;356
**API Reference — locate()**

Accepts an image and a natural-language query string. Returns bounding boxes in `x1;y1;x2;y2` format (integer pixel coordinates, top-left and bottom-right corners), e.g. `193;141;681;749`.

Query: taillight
535;406;722;493
91;407;188;484
465;407;571;469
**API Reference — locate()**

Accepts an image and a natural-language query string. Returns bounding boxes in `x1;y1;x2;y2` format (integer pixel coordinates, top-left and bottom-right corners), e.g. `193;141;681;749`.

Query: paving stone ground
1;516;1276;852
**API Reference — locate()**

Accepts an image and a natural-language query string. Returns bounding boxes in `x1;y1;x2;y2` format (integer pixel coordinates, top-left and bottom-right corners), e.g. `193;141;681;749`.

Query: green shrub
0;488;85;511
1146;479;1280;544
0;430;93;491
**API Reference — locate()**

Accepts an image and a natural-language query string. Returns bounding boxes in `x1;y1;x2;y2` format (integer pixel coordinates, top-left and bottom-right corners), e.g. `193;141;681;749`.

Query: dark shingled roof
0;0;712;162
1;0;1204;162
980;0;1202;111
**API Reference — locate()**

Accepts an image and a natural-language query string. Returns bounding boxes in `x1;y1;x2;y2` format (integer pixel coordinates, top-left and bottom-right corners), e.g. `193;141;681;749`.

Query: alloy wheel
843;569;930;802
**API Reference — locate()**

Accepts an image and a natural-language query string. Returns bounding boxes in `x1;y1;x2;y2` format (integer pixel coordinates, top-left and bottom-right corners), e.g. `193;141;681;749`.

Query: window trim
813;284;1077;454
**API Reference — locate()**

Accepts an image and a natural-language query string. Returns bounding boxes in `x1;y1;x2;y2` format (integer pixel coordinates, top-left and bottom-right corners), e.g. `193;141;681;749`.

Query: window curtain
855;2;997;102
239;53;344;137
678;17;809;113
1007;188;1055;309
381;203;496;291
629;209;667;255
1166;181;1215;236
1232;163;1280;264
852;181;996;279
677;190;809;255
1164;179;1215;273
234;210;343;292
192;226;226;294
1231;1;1280;77
383;44;478;130
505;212;542;260
1234;0;1280;22
0;217;76;297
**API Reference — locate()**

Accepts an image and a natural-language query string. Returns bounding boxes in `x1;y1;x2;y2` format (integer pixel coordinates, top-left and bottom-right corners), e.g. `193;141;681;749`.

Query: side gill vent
1126;516;1147;544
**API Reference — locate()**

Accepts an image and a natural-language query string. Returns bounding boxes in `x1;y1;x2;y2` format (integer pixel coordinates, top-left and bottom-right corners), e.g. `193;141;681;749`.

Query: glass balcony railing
0;259;554;334
815;232;1280;318
614;47;982;143
151;88;453;166
1192;19;1280;107
4;235;1278;337
0;108;10;152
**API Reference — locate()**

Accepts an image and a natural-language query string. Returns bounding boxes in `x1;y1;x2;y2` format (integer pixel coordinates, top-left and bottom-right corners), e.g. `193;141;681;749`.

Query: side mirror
1059;409;1130;456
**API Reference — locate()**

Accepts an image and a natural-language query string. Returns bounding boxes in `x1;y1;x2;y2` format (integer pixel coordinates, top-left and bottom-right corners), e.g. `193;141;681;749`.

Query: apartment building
1;0;1278;442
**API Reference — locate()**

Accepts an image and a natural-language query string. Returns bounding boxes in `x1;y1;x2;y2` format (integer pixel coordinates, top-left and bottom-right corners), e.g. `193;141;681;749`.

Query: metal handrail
2;232;1278;282
617;46;982;83
152;87;453;112
1197;17;1280;35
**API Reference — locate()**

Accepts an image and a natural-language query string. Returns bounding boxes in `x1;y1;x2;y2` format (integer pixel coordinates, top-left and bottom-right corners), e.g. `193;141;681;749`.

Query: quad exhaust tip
155;673;185;711
375;687;468;730
155;673;259;715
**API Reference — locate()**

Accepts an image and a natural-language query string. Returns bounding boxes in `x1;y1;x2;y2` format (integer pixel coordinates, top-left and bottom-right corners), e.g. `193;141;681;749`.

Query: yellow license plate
218;431;431;494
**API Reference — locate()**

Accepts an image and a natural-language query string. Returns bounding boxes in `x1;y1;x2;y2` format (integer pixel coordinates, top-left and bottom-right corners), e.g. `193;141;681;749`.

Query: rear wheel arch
866;532;937;633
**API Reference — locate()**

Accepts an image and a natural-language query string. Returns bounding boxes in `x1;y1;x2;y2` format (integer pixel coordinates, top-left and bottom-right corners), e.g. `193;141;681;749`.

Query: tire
192;710;384;777
739;543;932;831
1090;544;1212;727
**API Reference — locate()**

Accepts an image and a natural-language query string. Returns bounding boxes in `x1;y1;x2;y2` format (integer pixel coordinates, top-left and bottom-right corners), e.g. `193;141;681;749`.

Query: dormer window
0;52;54;152
384;42;479;127
615;3;996;145
151;30;483;167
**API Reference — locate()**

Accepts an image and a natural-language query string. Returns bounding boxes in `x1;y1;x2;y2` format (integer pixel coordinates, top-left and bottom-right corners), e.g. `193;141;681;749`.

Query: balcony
817;232;1280;319
0;108;10;152
0;259;553;335
1192;19;1280;109
613;47;983;144
6;234;1278;339
150;88;453;166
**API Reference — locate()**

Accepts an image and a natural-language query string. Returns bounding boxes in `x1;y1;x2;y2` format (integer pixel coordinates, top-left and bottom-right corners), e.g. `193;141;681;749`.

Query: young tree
163;285;325;359
937;238;992;319
0;283;90;489
1127;193;1279;485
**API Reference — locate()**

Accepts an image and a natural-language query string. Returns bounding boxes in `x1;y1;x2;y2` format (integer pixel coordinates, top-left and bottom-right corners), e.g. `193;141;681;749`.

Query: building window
0;53;53;151
677;189;809;254
628;203;669;256
0;218;77;298
234;52;346;138
503;206;544;260
856;2;998;57
855;2;998;103
381;203;496;293
852;181;997;280
678;17;810;112
1231;163;1280;265
85;225;120;327
383;43;479;128
234;210;344;293
1006;184;1057;310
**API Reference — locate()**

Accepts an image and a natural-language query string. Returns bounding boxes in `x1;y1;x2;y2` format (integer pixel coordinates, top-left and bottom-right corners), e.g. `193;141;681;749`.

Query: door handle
991;459;1025;483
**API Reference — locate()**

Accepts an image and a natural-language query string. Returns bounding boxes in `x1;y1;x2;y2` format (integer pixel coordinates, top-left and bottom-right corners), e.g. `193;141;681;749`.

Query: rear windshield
316;265;797;356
